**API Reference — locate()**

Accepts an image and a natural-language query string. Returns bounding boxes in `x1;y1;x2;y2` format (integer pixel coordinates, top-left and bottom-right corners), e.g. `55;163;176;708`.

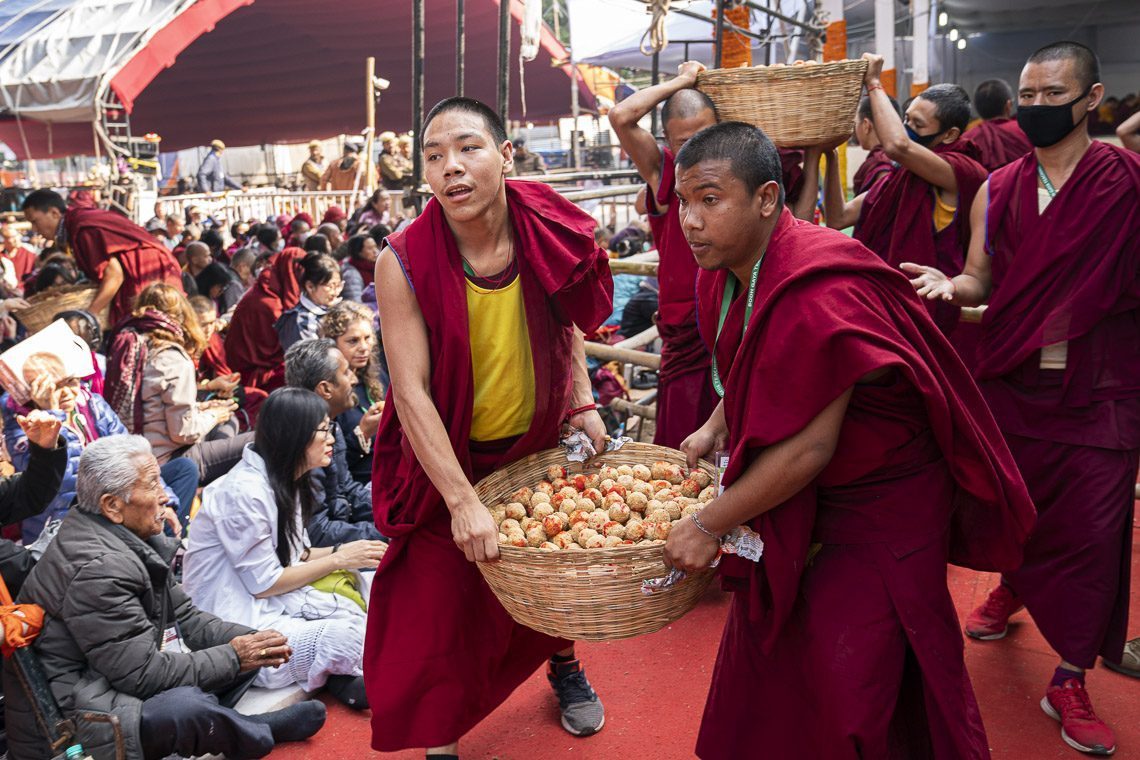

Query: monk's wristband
866;83;883;94
691;514;720;540
566;404;598;421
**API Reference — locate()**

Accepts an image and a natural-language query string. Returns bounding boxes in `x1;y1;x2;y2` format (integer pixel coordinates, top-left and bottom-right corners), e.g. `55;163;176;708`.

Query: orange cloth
0;605;43;656
0;575;43;655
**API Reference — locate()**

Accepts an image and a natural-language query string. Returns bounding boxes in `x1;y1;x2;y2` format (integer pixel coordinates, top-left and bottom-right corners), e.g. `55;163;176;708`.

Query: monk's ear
501;140;515;175
756;180;781;218
942;127;962;145
1086;83;1105;112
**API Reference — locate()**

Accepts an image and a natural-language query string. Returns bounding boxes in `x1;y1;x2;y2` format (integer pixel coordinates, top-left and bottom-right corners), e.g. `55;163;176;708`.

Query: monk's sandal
548;658;605;736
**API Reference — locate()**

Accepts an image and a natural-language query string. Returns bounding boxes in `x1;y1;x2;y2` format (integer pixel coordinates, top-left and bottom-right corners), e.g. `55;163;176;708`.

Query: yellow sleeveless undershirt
933;190;956;233
466;273;536;441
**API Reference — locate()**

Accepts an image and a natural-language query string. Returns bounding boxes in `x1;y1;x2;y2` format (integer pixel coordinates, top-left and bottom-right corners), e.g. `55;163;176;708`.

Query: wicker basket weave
474;442;717;641
696;59;868;148
15;283;110;335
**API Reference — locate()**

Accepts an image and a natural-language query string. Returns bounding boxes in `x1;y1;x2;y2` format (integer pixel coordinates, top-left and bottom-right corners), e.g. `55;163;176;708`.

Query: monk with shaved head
907;41;1140;756
610;62;822;452
365;96;613;757
964;78;1033;171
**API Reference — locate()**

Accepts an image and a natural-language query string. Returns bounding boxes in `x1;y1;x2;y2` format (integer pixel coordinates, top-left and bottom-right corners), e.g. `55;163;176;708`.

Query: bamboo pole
365;56;376;195
607;259;659;276
584;342;661;370
610;397;657;420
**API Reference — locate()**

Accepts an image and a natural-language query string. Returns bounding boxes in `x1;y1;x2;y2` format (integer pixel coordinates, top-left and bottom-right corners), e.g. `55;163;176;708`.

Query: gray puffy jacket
3;509;254;760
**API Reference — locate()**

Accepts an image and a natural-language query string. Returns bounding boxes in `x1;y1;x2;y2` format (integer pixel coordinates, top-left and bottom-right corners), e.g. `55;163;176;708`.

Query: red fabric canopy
0;0;593;159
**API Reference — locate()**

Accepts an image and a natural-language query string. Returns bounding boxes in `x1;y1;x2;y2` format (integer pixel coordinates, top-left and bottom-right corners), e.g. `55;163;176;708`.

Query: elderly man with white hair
2;435;328;760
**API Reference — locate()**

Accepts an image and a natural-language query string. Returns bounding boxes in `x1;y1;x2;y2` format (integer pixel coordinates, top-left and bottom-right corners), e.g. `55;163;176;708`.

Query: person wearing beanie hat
322;206;348;231
320;140;376;191
197;139;241;193
379;131;406;192
301;140;326;191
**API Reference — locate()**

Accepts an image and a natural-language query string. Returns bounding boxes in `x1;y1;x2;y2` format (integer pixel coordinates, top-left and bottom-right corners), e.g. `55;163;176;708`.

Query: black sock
246;699;327;743
550;652;576;664
426;755;459;760
326;674;370;710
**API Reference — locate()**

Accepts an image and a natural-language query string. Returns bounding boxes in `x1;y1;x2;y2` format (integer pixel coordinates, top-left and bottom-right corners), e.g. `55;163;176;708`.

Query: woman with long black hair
183;387;386;709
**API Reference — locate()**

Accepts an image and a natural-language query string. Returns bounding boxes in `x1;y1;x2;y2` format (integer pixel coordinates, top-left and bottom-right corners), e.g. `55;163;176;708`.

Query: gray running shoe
547;658;605;737
1104;638;1140;678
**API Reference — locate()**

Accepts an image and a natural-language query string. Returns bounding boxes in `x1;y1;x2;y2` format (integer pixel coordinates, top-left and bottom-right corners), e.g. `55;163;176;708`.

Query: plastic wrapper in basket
14;284;110;335
474;442;716;641
696;59;868;148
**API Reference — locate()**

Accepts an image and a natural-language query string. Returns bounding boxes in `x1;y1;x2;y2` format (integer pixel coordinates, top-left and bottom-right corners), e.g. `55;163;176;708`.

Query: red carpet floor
269;518;1139;760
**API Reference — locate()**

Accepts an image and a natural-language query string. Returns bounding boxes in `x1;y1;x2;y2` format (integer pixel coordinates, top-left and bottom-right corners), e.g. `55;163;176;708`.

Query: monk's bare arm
871;88;959;194
664;388;853;572
903;180;993;305
790;147;821;221
697;387;852;535
822;150;865;229
87;257;124;317
375;247;499;561
681;400;727;471
568;328;607;453
609;63;703;197
1117;111;1140;153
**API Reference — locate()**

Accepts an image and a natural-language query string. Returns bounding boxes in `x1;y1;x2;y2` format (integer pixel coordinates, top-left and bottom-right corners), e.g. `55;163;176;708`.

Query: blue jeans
160;457;199;528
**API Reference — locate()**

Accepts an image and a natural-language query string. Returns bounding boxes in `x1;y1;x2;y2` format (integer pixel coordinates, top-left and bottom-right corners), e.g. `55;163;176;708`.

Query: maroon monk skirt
653;365;719;450
697;461;989;760
365;439;569;750
1002;434;1139;668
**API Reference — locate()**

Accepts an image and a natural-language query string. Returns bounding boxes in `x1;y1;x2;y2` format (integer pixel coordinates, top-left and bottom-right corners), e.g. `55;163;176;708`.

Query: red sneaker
965;584;1023;640
1041;679;1116;755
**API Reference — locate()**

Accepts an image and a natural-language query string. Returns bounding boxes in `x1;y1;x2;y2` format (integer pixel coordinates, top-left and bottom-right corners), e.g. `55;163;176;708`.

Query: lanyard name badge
710;254;765;398
710;250;767;493
1036;162;1058;199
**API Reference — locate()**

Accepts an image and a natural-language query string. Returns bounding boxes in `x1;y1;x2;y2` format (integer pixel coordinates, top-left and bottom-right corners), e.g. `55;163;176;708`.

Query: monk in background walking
907;41;1140;757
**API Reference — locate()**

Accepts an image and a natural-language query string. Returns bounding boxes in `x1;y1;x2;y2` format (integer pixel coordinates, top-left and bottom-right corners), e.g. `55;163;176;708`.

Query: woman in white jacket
184;387;387;709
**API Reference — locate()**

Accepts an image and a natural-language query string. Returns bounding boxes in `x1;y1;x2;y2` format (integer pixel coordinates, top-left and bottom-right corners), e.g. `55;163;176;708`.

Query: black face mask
1016;87;1091;148
905;123;945;148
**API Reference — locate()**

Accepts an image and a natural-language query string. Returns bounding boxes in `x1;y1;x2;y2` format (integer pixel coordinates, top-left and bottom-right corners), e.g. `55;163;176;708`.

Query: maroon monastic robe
198;332;268;425
364;180;613;750
852;145;894;196
855;140;987;342
964;117;1033;173
223;247;305;392
694;211;1034;758
645;147;719;448
977;141;1140;668
63;206;184;324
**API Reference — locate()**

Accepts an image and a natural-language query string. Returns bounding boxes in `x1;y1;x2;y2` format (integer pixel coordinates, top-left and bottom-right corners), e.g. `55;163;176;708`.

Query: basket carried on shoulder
474;442;717;642
15;283;109;335
696;59;868;148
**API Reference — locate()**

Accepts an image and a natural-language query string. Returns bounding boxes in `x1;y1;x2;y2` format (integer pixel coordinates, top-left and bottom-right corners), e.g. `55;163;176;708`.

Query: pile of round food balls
490;461;716;551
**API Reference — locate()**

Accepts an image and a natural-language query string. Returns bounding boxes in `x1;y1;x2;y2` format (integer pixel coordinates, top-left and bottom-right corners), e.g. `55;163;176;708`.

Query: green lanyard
711;255;765;398
1036;162;1058;199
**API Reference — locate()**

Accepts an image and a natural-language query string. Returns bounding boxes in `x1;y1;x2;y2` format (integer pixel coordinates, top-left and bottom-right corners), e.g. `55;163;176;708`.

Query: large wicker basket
696;59;868;147
15;283;110;335
474;442;717;642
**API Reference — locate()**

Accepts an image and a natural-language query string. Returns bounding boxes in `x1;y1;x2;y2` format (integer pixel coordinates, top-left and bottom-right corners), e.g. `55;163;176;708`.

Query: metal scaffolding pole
456;0;466;95
497;0;511;127
714;0;726;68
651;50;660;135
412;0;425;209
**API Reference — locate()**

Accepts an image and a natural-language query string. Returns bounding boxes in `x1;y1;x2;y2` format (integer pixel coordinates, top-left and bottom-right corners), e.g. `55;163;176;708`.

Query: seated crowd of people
0;190;402;759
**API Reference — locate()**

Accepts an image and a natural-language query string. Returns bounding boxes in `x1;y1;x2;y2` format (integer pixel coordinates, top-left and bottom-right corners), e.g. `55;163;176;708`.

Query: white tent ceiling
0;0;198;123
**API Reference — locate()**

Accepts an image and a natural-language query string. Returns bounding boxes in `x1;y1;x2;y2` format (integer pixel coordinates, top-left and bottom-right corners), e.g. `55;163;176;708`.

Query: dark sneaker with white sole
547;658;605;737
